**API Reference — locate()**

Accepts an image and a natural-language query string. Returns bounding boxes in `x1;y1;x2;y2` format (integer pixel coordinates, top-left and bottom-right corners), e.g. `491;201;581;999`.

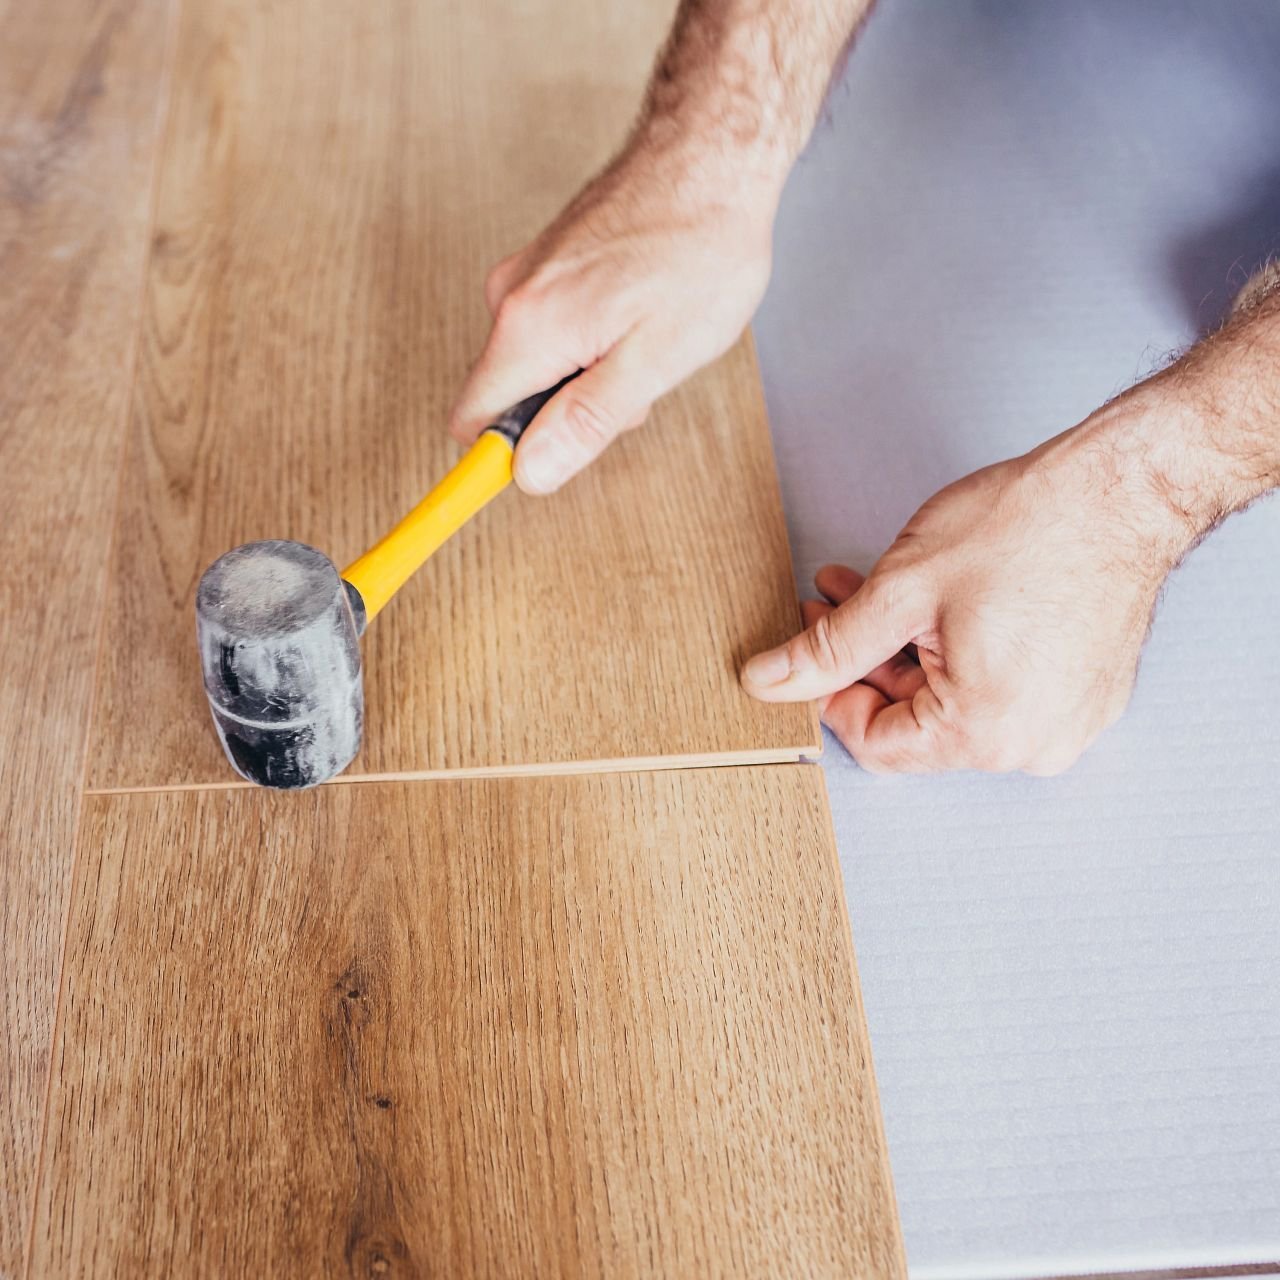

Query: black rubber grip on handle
483;370;582;447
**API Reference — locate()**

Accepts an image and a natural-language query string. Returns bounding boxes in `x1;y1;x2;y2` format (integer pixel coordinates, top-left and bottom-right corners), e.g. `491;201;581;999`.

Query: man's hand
743;419;1179;774
449;0;876;494
448;153;774;494
743;282;1280;774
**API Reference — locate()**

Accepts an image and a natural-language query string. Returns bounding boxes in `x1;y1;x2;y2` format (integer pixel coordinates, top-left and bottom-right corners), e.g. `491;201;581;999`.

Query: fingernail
742;648;791;688
515;435;566;495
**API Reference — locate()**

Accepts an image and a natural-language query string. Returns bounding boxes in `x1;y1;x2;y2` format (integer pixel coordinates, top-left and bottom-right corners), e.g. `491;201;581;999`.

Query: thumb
513;339;662;494
741;573;926;702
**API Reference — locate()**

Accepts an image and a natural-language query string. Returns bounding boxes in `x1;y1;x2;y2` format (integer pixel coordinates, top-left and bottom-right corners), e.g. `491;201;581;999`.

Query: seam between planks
21;0;186;1273
80;744;825;796
87;755;827;802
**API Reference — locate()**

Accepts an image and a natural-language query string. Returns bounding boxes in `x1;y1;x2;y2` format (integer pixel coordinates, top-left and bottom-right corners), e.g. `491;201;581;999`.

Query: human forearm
1036;274;1280;578
1140;276;1280;543
632;0;877;198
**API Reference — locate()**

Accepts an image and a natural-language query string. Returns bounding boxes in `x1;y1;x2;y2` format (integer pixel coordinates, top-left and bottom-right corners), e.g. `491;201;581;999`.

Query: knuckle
866;564;931;628
803;611;848;673
861;569;898;611
492;295;523;334
563;392;619;450
483;266;509;313
870;557;922;597
492;282;540;335
914;687;960;746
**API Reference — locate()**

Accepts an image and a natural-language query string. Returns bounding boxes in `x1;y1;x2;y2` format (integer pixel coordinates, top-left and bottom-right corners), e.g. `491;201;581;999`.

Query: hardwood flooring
29;768;904;1277
2;0;901;1274
0;0;173;1267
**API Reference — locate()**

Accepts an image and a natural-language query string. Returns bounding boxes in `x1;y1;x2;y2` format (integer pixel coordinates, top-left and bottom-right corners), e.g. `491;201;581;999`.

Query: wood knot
329;965;375;1035
345;1231;410;1278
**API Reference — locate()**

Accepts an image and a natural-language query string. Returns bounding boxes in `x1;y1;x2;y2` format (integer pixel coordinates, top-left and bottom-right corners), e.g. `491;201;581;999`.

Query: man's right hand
451;0;880;492
448;147;776;494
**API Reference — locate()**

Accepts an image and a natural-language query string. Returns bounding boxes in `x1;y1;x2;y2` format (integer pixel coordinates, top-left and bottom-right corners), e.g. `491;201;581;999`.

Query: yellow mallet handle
342;374;577;623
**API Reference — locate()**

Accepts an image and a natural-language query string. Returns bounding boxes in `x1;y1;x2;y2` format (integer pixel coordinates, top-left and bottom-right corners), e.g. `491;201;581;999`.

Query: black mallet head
196;540;367;789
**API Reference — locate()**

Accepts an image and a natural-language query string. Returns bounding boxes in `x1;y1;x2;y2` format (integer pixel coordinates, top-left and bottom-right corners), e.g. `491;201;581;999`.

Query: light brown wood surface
86;0;819;792
30;767;905;1277
0;0;173;1268
6;1;901;1273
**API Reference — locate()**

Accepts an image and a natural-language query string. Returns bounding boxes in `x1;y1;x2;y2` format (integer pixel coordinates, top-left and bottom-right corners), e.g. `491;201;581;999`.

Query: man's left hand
740;398;1195;775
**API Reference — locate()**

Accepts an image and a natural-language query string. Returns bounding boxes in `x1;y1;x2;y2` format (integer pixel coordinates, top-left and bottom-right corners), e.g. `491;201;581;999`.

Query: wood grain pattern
86;0;818;791
0;0;172;1268
30;767;904;1277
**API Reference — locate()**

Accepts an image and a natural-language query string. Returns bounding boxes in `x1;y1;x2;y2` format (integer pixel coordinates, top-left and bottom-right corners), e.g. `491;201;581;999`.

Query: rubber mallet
196;375;575;788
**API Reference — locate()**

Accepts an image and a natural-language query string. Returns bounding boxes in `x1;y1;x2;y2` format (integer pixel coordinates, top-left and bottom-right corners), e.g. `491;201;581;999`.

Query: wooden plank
30;767;904;1276
86;0;818;792
0;0;173;1268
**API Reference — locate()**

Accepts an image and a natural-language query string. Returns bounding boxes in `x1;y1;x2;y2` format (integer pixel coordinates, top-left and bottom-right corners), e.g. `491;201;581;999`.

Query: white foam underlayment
752;2;1280;1277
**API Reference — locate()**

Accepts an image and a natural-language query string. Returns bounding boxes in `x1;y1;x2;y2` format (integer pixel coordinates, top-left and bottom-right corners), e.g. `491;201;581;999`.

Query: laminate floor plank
0;0;174;1268
86;0;818;792
30;766;904;1277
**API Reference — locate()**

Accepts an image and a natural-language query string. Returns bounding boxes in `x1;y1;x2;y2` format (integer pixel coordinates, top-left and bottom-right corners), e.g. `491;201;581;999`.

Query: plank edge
82;745;826;796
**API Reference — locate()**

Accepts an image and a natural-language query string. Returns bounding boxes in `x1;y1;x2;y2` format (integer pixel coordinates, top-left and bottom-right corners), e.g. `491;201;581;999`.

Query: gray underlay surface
754;1;1280;1277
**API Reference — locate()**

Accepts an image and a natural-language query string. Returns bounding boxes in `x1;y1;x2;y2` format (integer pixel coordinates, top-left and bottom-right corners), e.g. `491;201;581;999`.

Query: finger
512;340;662;494
862;650;927;703
814;563;866;605
801;597;923;703
800;597;832;628
799;599;840;718
810;567;923;701
483;252;525;316
740;571;928;702
822;683;953;774
448;302;580;446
